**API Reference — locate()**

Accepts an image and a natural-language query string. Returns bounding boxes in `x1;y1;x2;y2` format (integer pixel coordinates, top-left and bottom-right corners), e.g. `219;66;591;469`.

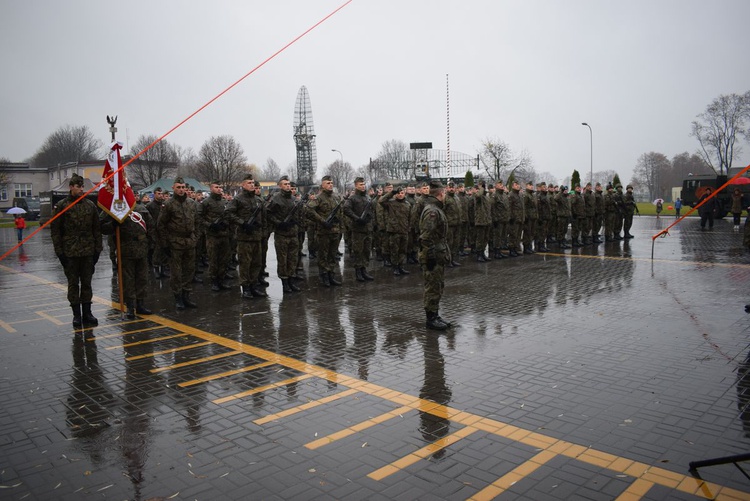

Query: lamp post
581;123;592;184
331;149;343;169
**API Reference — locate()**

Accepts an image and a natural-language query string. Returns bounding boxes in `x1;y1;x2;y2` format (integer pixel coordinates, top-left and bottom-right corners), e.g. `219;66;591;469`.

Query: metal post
582;122;592;184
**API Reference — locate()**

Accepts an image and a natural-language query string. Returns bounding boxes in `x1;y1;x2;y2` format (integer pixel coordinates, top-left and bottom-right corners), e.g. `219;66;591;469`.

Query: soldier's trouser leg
557;218;568;242
307;228;317;254
108;235;116;265
378;230;389;259
459;223;468;250
317;233;338;273
448;225;460;258
624;214;633;235
64;256;95;305
510;221;523;250
536;220;547;246
614;215;623;235
207;236;230;282
475;225;489;255
275;234;299;279
604;213;614;238
467;226;476;251
522;219;535;248
170;247;196;294
351;231;371;269
593;215;603;236
422;264;445;313
122;258;137;303
238;241;262;286
389;233;408;266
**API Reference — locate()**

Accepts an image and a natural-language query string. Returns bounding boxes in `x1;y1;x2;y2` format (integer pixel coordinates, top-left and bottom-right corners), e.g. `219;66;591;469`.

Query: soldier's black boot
361;268;374;281
125;302;136;320
425;311;449;331
436;312;452;328
355;268;365;282
81;303;98;326
71;305;82;328
289;279;301;292
257;277;270;287
320;272;331;288
136;300;152;315
182;291;198;308
397;266;410;275
211;278;221;292
192;274;203;284
153;266;162;279
241;284;254;299
281;278;293;293
328;272;342;286
251;285;267;298
175;293;186;309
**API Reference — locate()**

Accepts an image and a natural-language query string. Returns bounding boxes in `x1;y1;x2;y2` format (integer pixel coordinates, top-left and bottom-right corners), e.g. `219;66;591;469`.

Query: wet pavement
1;216;749;500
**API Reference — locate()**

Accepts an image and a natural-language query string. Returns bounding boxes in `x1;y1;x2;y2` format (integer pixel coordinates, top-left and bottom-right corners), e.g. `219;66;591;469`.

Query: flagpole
108;116;126;318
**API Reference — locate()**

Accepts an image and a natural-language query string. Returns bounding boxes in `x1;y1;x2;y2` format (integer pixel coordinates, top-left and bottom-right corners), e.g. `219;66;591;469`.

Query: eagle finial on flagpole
107;115;118;142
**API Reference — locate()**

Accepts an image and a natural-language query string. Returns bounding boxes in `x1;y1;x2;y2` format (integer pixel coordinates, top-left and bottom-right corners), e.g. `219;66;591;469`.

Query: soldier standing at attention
158;177;199;309
583;182;596;245
473;181;492;261
593;182;605;243
613;184;626;240
507;180;524;257
491;180;509;259
379;186;411;275
100;202;153;319
456;184;470;256
201;181;232;292
343;176;375;282
307;175;343;287
443;182;462;267
266;176;302;293
420;180;452;331
603;183;617;242
623;185;638;239
570;184;586;247
146;187;168;279
51;174;102;328
522;181;538;254
225;175;267;299
535;182;551;253
555;186;572;248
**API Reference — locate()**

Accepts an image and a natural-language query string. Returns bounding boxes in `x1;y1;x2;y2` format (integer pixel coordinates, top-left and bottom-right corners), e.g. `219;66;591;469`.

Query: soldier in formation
266;176;303;293
379;185;411;275
343;176;375;282
419;180;452;331
307;175;343;287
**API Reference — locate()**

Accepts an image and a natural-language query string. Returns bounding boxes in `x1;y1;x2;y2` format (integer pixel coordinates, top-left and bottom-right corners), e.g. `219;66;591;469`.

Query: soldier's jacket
492;190;510;224
418;195;450;265
523;189;538;220
623;193;637;215
190;198;203;237
225;189;266;242
307;189;342;235
604;192;617;213
146;199;163;225
556;192;572;218
410;194;427;233
444;192;461;226
614;190;625;214
379;191;410;234
200;192;230;238
456;192;469;223
375;193;387;230
584;190;596;217
158;193;197;249
466;195;475;225
343;190;374;234
100;203;153;259
570;192;586;218
537;192;551;221
473;187;492;226
550;193;558;219
51;194;103;258
594;191;605;215
508;189;524;223
267;190;301;237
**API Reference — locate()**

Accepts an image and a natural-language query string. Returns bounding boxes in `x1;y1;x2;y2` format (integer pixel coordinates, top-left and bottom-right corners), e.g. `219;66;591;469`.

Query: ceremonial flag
98;141;135;223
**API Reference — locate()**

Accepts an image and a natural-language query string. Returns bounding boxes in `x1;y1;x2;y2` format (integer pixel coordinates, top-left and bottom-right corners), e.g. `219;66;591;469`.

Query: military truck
11;197;41;221
681;174;750;218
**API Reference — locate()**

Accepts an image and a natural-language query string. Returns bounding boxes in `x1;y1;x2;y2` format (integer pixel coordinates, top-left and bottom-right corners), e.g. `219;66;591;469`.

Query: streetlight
581;123;592;184
331;149;343;169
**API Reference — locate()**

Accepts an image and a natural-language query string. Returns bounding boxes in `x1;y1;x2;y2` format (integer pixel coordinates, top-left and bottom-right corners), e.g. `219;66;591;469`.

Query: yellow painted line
107;332;190;350
615;479;655;501
0;320;17;333
35;311;64;326
212;374;314;404
178;360;275;387
151;350;244;374
368;425;479;481
25;301;68;309
91;324;172;340
254;388;360;425
305;405;415;451
468;450;557;501
544;251;750;269
126;341;212;361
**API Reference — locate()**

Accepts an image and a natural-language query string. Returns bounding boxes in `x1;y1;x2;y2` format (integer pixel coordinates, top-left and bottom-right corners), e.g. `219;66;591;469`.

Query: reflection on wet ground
0;217;749;500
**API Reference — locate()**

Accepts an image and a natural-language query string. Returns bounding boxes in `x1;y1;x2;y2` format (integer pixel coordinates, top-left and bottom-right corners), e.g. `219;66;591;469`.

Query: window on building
14;183;33;198
0;186;8;201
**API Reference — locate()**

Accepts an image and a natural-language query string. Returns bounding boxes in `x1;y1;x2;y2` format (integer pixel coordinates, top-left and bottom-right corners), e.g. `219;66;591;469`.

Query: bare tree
31;125;104;167
261;157;282;181
192;135;248;188
691;92;750;175
371;139;410;180
323;160;355;192
479;138;534;184
632;152;671;200
595;170;619;187
128;134;179;189
354;164;374;187
667;152;711;189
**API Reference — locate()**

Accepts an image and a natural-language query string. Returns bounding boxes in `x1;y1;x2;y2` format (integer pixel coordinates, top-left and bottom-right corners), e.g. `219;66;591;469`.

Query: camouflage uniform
613;186;625;239
556;190;571;246
473;186;492;260
507;187;524;255
569;189;586;246
593;187;605;242
583;187;596;244
603;187;617;241
51;191;102;320
623;189;637;238
158;193;197;297
146;197;166;277
225;188;266;296
307;188;342;280
266;189;301;282
343;189;374;280
379;190;410;272
443;190;462;264
456;190;470;254
200;192;231;289
492;188;510;256
522;187;538;253
535;190;551;252
419;194;451;328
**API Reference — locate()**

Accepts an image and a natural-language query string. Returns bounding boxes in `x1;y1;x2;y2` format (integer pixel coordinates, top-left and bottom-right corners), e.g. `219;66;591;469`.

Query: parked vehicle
681;174;750;219
11;197;41;221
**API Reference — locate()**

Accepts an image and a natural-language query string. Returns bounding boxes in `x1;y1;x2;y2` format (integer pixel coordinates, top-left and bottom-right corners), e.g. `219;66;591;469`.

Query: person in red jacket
14;215;26;243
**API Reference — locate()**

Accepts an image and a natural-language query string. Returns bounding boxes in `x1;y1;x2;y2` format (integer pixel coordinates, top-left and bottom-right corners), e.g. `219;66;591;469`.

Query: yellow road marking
254;388;360;425
368;425;479;481
151;350;244;374
35;311;64;326
178;360;275;387
91;324;173;340
305;405;415;450
468;450;557;501
544;251;750;269
107;332;190;349
616;479;655;501
0;319;16;333
212;374;314;404
126;341;212;361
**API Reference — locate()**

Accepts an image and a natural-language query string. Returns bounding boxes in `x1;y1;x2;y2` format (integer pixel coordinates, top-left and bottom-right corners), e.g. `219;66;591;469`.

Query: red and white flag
98;141;135;223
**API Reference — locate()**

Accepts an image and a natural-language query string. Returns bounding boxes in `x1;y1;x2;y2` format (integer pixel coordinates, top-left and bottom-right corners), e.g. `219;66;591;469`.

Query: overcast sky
1;0;749;185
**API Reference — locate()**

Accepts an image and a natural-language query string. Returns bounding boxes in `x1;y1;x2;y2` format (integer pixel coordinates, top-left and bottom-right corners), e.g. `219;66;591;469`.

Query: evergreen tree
571;169;581;189
465;170;474;187
613;173;622;187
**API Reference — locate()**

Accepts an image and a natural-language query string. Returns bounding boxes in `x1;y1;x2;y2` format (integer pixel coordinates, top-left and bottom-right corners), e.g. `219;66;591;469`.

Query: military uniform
522;187;538;253
443;190;462;265
200;192;231;290
593;186;605;243
158;191;198;307
343;188;375;281
456;190;470;255
101;203;153;318
473;186;492;260
491;188;510;257
419;191;451;330
225;187;267;298
603;186;616;241
623;187;637;238
569;189;586;246
613;186;625;239
507;187;524;256
146;196;168;278
555;189;572;247
583;187;596;244
535;189;551;252
379;190;411;274
267;188;302;291
307;188;343;286
51;183;103;327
